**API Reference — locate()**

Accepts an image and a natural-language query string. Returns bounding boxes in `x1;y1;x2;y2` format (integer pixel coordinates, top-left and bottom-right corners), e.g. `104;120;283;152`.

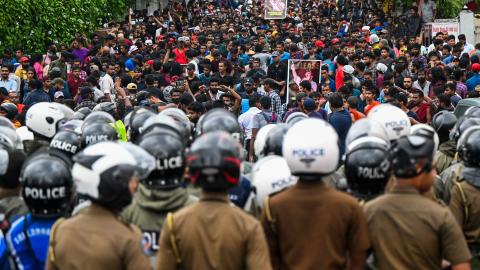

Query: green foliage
434;0;464;19
0;0;126;54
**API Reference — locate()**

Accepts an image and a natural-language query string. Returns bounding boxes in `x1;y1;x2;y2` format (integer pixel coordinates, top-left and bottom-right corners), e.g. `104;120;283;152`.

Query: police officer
432;111;457;174
49;130;82;158
262;118;370;269
81;121;118;148
124;107;155;143
122;129;197;266
338;118;390;192
344;136;391;202
437;117;480;203
6;150;72;270
24;102;74;155
93;102;127;141
195;109;252;208
46;142;154;270
72;107;92;120
0;127;27;231
367;104;411;143
247;155;297;218
450;126;480;260
364;135;471;269
156;131;272;270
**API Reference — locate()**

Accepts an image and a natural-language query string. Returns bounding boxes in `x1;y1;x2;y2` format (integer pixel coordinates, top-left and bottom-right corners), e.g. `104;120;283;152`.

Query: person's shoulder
364;193;394;212
6;215;25;238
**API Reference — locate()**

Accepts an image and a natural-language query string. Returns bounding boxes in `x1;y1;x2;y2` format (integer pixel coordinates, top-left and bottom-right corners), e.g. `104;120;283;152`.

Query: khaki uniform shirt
364;185;471;270
46;204;151;270
437;163;464;203
450;181;480;245
157;195;272;270
262;181;370;270
121;186;197;266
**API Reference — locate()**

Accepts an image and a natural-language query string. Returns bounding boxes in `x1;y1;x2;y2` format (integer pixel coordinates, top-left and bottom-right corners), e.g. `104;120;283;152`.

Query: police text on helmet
24;187;66;199
85;135;109;144
50;139;78;154
156;156;183;170
292;148;325;167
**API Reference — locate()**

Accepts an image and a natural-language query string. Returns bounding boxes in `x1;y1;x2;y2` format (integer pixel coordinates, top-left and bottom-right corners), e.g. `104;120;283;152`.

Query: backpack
260;112;277;124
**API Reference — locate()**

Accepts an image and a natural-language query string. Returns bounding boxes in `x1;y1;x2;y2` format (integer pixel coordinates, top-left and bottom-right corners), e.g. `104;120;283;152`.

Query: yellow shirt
15;67;27;81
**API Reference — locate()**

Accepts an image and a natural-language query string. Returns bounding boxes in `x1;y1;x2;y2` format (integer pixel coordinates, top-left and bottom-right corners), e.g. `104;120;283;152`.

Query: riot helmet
188;131;243;191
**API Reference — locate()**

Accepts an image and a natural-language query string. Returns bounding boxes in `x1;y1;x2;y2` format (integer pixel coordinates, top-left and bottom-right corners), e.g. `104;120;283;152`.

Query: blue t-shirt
0;231;10;270
6;214;57;270
329;108;352;156
466;73;480;91
125;58;135;72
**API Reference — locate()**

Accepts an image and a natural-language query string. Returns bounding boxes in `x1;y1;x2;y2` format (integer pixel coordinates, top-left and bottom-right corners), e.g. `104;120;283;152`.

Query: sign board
430;22;460;37
264;0;288;19
423;22;460;46
286;60;322;102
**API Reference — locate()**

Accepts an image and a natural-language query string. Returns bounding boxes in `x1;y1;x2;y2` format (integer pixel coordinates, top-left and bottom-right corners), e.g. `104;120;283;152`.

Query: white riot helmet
254;124;276;158
345;118;389;152
285;112;308;127
252;155;297;208
411;124;440;155
283;118;339;177
368;104;411;142
26;102;72;139
72;142;155;211
51;102;74;119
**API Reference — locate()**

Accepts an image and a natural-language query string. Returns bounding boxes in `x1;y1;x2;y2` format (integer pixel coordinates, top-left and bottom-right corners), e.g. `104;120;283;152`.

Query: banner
286;60;322;102
264;0;288;19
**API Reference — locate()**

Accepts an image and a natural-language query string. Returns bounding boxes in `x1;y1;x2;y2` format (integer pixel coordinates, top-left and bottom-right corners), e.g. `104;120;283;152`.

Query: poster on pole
264;0;288;19
286;59;322;102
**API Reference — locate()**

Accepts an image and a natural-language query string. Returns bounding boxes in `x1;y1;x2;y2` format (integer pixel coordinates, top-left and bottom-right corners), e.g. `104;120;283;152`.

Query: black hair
437;93;451;107
329;92;344;109
145;74;155;85
299;80;312;91
187;101;205;114
260;95;272;109
248;94;259;107
347;96;359;109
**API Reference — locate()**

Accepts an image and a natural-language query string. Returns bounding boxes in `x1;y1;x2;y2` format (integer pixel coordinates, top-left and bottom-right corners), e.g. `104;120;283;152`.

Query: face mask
172;98;180;104
418;77;426;83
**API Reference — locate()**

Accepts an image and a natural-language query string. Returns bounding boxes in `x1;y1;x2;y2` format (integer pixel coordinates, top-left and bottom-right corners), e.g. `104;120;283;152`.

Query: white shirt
463;43;475;54
238;107;261;140
208;90;224;101
413;80;431;97
100;73;115;100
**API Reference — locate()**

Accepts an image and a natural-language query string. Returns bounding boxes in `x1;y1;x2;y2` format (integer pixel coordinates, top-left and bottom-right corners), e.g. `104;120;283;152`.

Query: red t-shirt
67;76;84;97
173;48;187;64
335;64;344;89
415;103;430;123
364;101;380;115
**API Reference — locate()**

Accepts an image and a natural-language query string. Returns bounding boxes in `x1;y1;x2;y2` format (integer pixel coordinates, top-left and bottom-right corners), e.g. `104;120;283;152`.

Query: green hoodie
122;184;198;232
435;140;457;174
121;184;197;266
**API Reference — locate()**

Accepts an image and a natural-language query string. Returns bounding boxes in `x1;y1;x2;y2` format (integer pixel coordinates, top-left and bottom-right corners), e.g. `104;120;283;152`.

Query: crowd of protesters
1;0;480;269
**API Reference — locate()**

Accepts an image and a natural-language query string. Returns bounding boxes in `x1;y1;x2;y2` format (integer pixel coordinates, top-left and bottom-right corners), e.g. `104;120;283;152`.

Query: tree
0;0;126;54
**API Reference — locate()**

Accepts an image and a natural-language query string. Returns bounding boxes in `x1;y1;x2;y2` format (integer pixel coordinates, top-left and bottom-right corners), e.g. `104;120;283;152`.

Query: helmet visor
121;142;156;180
0;149;9;175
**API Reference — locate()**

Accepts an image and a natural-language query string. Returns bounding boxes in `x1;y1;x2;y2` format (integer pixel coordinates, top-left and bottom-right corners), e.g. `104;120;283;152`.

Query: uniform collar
295;180;327;189
390;185;420;194
86;203;117;217
200;192;230;203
